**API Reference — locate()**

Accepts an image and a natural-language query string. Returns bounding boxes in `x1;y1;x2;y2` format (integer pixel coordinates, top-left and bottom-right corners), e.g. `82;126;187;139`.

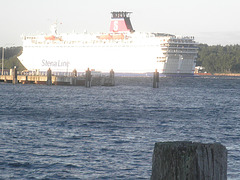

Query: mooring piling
110;69;114;79
72;69;77;77
151;141;227;180
108;69;115;86
46;68;52;85
71;69;77;86
153;69;159;88
12;66;18;84
85;68;92;87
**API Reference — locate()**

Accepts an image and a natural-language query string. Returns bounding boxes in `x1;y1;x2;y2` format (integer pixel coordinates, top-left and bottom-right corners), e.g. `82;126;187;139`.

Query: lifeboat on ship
45;35;56;40
45;35;62;41
99;33;124;40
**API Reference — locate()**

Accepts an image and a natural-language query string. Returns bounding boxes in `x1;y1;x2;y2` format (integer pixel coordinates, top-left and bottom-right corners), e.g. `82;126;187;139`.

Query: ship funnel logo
110;11;134;33
113;21;119;32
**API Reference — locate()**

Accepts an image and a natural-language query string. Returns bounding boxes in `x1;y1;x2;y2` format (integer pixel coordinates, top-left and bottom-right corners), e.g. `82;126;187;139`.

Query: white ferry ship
19;12;198;75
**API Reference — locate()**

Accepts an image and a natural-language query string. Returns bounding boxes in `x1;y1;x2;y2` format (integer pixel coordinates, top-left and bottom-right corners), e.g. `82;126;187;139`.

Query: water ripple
0;77;240;179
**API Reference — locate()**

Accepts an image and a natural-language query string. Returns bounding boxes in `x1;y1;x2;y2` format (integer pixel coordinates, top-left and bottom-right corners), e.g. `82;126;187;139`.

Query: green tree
197;44;240;73
0;46;26;71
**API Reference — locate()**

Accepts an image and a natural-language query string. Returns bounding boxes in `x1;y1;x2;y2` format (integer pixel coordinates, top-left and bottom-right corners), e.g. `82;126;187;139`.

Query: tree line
0;46;25;71
1;45;240;73
197;44;240;73
0;46;22;59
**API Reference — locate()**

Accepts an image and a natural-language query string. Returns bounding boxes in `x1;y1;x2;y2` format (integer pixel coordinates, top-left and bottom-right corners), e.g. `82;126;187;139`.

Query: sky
1;0;240;46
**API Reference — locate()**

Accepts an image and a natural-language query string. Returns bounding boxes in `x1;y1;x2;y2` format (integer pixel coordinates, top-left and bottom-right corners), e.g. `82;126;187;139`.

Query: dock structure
151;141;227;180
0;68;115;87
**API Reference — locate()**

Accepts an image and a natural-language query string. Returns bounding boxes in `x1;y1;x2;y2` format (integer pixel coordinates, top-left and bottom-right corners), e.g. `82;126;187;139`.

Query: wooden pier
0;68;163;88
0;68;115;87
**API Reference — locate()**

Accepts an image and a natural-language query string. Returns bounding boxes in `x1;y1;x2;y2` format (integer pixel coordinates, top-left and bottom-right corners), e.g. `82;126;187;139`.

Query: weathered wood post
109;69;115;86
153;69;159;88
72;69;77;77
72;69;77;86
85;68;92;88
151;141;227;180
46;68;52;85
12;66;18;84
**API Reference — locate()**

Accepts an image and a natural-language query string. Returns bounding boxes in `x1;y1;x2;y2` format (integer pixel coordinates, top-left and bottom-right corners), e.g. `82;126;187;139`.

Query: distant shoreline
214;73;240;76
195;73;240;76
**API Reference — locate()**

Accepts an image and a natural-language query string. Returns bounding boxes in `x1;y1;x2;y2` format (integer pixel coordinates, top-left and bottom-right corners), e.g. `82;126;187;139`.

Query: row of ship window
31;40;134;44
161;44;197;48
24;44;162;48
162;50;198;53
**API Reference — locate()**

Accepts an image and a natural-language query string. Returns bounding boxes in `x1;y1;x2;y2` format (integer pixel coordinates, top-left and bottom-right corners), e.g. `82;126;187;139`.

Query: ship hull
19;45;163;73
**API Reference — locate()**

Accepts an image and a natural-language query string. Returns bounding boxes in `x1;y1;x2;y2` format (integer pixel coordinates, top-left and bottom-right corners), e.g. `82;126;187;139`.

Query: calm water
0;76;240;179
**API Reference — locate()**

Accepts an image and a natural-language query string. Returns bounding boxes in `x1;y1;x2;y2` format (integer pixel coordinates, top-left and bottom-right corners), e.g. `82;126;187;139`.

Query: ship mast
50;21;60;35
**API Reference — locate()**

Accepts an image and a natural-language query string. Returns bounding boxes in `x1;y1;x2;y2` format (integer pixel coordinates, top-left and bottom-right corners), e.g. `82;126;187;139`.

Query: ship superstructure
19;12;198;75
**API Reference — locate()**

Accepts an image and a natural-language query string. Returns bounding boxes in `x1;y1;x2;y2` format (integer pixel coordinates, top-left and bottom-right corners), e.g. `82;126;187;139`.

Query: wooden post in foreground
153;69;159;88
151;141;227;180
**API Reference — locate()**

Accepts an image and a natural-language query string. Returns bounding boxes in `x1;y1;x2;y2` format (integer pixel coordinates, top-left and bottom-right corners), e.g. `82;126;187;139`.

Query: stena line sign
42;59;70;67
